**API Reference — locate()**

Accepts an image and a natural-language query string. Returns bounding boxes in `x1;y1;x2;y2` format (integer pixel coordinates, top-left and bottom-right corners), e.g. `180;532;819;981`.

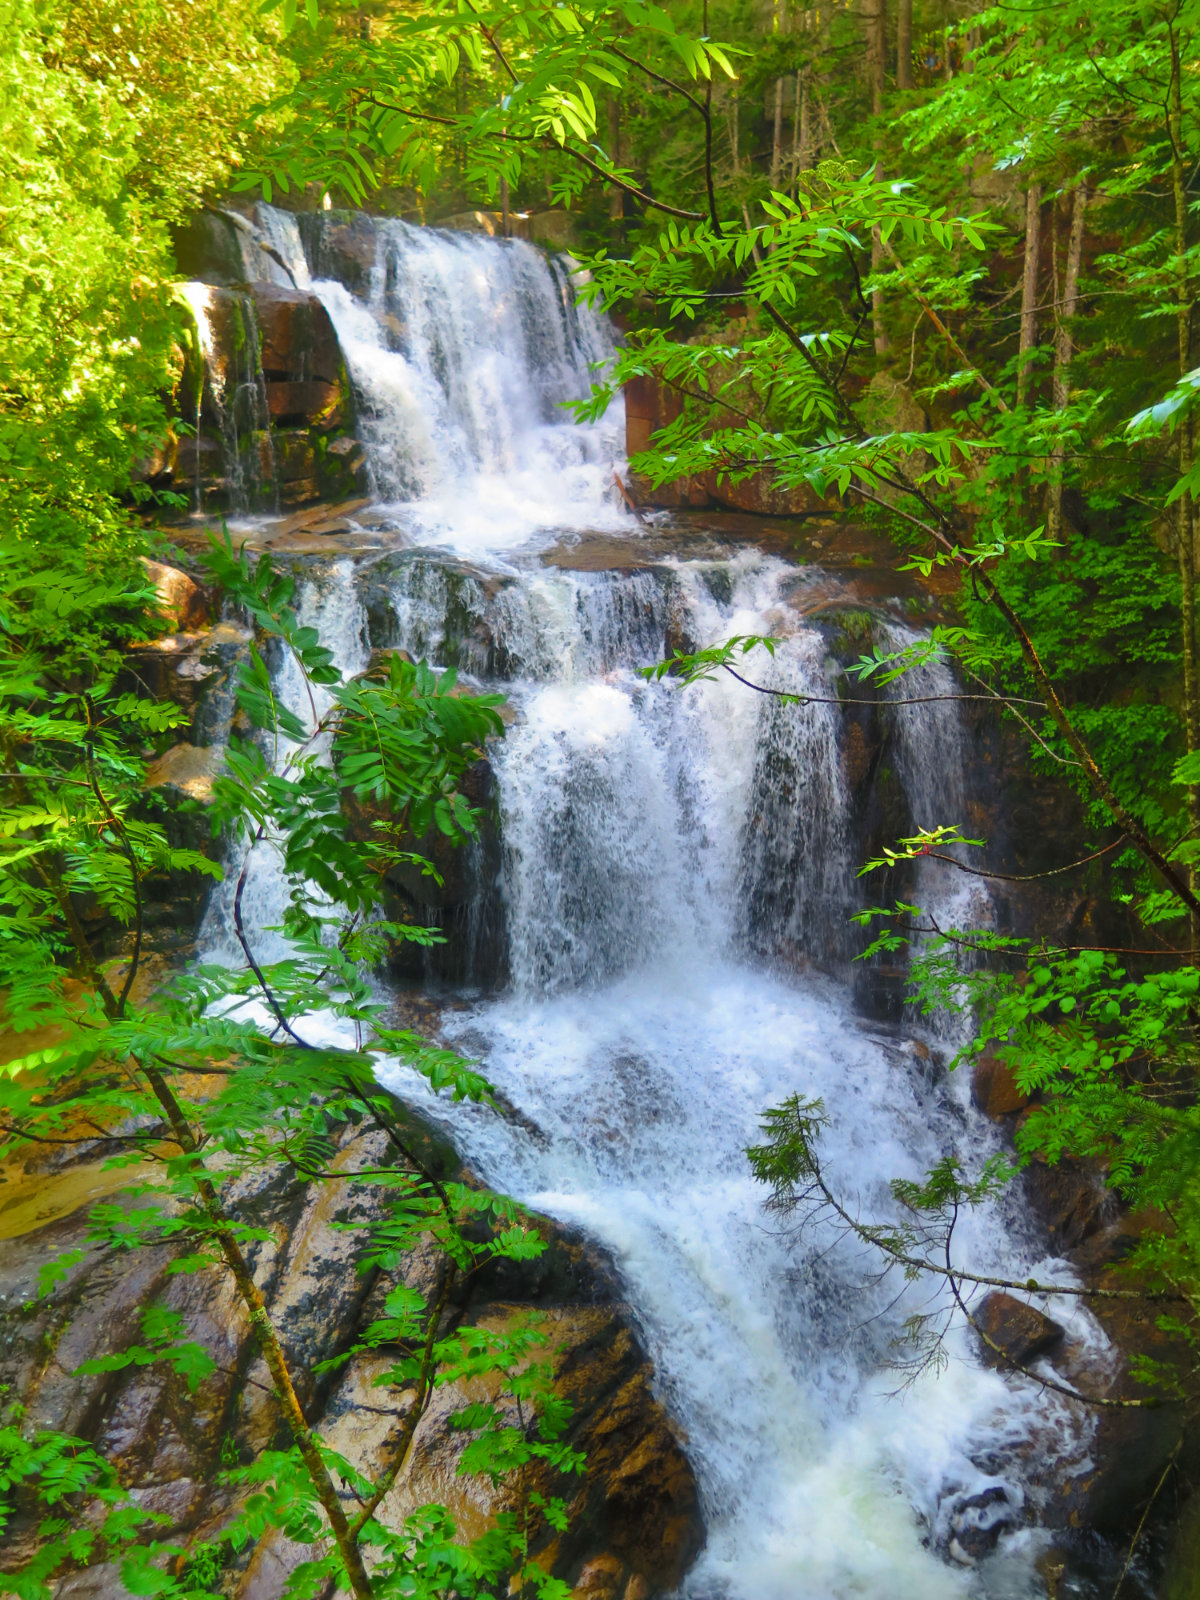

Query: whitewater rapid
196;213;1102;1598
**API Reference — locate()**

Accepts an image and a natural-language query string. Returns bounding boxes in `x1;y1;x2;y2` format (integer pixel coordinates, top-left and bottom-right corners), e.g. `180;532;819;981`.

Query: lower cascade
201;534;1102;1599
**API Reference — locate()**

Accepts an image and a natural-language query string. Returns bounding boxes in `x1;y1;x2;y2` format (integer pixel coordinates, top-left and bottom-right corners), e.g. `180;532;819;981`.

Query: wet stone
975;1291;1065;1367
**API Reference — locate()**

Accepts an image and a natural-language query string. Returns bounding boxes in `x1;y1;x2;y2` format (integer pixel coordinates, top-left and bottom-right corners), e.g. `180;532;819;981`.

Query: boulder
172;210;249;286
141;559;209;634
265;378;342;427
437;209;505;235
299;209;378;296
971;1046;1029;1118
1022;1156;1111;1252
250;282;344;388
0;1115;702;1599
132;434;178;485
944;1484;1020;1562
173;278;357;510
326;434;367;474
173;209;295;288
143;742;225;806
974;1291;1064;1367
528;210;582;252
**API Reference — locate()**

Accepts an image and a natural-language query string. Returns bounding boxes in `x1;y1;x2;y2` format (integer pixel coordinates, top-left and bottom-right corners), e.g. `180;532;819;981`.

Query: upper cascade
295;207;626;556
172;202;628;553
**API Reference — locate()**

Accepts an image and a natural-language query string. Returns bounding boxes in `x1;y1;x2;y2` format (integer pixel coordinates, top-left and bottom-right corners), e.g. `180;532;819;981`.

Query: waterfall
287;210;626;555
200;560;369;967
179;281;277;513
881;622;995;1048
194;225;1106;1599
201;538;1102;1599
251;203;312;288
219;207;296;287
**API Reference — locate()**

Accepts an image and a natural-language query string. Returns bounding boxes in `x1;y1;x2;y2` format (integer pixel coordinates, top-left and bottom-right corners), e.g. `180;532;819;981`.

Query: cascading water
201;547;1101;1600
288;209;626;554
179;280;277;513
196;222;1109;1598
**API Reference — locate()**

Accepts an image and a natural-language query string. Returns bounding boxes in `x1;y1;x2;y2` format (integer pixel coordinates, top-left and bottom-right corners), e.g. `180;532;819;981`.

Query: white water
363;554;1093;1598
194;219;1104;1596
201;559;370;966
251;203;312;289
287;209;628;556
197;541;1104;1598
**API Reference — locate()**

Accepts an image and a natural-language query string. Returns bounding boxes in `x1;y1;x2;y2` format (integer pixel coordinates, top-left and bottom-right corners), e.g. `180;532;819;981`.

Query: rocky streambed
0;1091;700;1600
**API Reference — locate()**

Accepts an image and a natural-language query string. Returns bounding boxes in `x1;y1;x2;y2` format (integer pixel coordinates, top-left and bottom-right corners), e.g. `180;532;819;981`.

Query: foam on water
288;212;628;557
200;449;1102;1595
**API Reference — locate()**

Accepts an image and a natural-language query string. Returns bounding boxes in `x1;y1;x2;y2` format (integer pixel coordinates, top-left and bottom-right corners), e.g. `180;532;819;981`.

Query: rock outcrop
173;281;361;513
974;1291;1065;1367
623;373;832;516
0;1116;702;1600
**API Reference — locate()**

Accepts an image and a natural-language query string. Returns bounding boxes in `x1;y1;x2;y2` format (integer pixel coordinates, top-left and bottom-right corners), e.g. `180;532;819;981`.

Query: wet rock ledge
0;1106;702;1600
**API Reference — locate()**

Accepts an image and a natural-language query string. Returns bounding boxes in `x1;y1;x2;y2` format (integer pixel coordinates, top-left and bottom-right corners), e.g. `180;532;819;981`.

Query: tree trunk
1170;22;1200;943
863;0;886;113
863;0;888;352
897;0;913;88
1017;184;1042;406
771;0;789;187
772;75;785;185
1046;180;1088;539
796;66;810;169
608;95;623;220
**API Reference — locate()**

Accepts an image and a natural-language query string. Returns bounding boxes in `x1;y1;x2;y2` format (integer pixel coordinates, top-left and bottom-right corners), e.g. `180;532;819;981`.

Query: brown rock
303;210;378;296
143;742;224;804
574;1554;626;1598
173;433;222;485
264;378;342;428
437;209;503;235
141;559;209;633
1022;1156;1110;1251
971;1046;1029;1118
172;210;249;286
624;374;681;461
528;210;582;252
345;756;496;910
132;434;178;484
0;1113;702;1599
840;721;877;793
251;283;344;388
975;1291;1064;1367
623;375;829;514
326;435;366;472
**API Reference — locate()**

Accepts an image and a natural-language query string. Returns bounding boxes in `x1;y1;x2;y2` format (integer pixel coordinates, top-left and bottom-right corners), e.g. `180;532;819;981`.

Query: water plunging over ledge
195;219;1107;1599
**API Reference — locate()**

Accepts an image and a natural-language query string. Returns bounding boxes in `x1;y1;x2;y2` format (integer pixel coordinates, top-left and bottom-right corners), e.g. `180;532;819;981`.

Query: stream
196;210;1110;1599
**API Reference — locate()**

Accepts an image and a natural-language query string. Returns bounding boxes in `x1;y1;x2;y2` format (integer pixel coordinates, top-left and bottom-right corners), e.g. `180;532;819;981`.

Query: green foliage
0;0;290;674
0;1416;184;1600
0;530;580;1599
